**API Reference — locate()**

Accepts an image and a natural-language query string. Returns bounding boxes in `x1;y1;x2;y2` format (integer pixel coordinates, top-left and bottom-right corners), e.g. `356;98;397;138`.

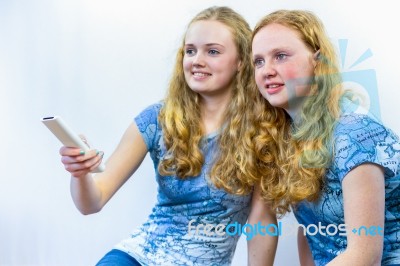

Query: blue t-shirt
294;112;400;265
114;103;252;266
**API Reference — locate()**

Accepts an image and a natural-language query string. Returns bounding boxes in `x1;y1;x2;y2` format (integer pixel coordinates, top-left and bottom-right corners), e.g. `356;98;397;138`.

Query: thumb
78;134;91;148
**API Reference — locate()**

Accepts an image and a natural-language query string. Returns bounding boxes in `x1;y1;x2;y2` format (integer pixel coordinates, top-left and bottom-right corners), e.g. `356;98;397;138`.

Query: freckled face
252;23;317;116
183;20;241;97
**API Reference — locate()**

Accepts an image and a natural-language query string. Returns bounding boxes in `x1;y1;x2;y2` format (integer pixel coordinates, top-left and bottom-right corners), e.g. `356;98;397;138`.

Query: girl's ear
313;50;320;68
313;50;320;60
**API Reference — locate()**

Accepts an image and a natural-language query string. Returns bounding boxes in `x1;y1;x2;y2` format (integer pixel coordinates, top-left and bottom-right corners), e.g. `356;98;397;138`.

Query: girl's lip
192;71;212;80
192;72;211;75
266;84;284;94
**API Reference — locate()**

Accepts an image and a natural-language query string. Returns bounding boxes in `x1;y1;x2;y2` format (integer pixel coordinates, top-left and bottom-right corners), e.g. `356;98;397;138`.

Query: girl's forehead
256;24;301;39
252;24;306;48
184;20;234;45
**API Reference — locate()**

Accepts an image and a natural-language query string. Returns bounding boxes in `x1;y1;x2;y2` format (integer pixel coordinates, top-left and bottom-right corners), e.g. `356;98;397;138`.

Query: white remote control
41;116;105;173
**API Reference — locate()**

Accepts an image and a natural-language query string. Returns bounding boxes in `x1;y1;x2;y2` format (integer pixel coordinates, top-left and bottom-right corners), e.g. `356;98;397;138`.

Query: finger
61;149;100;167
61;155;78;165
64;154;99;173
59;146;84;156
79;134;91;148
89;152;105;172
72;149;100;163
81;149;100;160
64;162;87;175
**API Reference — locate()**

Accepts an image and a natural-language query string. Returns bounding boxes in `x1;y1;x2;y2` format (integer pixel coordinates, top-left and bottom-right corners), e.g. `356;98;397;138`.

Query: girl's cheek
281;63;298;80
282;65;314;97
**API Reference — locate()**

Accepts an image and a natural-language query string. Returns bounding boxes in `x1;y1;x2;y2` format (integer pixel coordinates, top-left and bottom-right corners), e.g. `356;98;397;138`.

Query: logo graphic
285;39;381;120
338;39;381;120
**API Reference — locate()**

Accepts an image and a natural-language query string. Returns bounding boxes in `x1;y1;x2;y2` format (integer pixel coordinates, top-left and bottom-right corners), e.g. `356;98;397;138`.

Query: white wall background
1;0;399;265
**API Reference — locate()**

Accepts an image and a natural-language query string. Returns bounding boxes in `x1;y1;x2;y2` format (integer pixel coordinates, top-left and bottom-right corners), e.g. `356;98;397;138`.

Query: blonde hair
158;6;258;195
252;10;344;215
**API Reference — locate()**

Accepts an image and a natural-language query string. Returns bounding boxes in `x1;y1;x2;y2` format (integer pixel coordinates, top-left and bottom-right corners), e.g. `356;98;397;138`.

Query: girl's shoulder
334;112;395;139
135;102;163;126
138;102;163;117
134;101;164;151
332;112;400;180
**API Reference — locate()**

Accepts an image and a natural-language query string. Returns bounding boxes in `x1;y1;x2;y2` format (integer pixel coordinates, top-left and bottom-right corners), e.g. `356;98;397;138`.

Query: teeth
193;72;210;77
268;84;280;88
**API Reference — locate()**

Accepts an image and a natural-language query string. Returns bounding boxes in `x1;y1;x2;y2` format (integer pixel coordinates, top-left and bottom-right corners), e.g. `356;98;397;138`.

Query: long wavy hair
252;10;344;215
158;6;258;195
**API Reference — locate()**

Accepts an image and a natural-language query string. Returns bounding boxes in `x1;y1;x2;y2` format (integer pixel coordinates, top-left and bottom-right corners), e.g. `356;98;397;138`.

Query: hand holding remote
42;116;105;173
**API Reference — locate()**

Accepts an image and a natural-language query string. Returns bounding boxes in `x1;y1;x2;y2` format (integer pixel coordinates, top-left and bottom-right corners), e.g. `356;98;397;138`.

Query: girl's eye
254;58;265;68
209;49;220;55
276;53;287;61
185;49;196;56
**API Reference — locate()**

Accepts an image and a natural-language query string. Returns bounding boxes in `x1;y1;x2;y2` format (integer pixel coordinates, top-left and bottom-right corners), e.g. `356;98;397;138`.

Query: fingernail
80;150;85;155
96;150;100;155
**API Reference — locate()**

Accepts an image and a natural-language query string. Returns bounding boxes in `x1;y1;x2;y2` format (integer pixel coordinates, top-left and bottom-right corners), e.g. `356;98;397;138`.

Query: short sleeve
134;103;162;151
332;113;400;182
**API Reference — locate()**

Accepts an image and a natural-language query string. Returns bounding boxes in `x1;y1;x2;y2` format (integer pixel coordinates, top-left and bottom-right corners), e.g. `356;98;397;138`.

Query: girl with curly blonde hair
252;9;400;266
58;6;277;265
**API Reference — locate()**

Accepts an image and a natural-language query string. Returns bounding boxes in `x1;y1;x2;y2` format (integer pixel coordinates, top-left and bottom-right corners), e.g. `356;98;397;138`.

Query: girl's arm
298;228;315;266
327;163;385;265
247;184;278;266
61;123;148;214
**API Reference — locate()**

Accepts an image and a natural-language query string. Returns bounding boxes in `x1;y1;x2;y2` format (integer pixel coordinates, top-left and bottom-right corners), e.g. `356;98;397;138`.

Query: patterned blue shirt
114;103;251;265
294;112;400;265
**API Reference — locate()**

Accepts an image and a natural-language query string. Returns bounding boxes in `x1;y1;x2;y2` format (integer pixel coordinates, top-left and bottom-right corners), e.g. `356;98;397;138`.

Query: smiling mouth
265;84;284;94
266;84;281;88
192;72;211;77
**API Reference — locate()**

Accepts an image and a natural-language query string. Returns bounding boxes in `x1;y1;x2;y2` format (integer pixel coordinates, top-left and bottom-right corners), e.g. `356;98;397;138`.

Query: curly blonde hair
158;6;258;195
252;10;344;215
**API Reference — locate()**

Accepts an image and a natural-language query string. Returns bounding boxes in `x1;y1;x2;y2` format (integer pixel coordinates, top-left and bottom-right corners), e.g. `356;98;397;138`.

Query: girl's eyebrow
205;43;224;47
185;43;225;47
253;47;292;58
